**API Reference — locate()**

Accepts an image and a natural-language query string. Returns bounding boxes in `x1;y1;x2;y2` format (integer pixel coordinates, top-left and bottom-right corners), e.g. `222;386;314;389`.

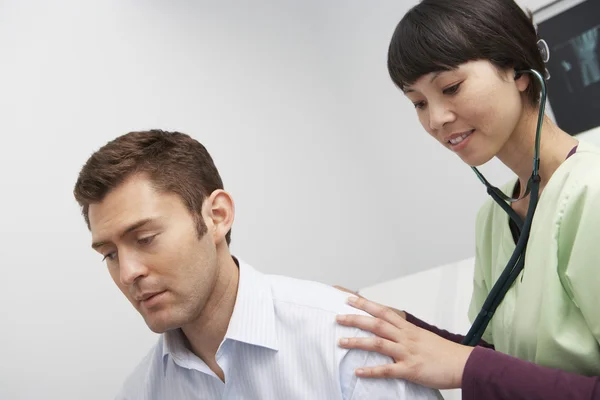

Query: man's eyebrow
91;218;157;249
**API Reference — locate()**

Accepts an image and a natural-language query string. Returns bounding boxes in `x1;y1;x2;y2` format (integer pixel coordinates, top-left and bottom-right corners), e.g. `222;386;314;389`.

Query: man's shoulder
115;337;164;399
265;271;366;317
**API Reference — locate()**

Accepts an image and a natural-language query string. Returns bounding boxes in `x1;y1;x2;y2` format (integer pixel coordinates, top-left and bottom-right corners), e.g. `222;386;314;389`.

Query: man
73;130;441;399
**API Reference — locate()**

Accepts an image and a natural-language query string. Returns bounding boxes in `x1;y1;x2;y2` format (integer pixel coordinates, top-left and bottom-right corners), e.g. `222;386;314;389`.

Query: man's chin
146;322;180;334
142;314;179;334
146;324;169;334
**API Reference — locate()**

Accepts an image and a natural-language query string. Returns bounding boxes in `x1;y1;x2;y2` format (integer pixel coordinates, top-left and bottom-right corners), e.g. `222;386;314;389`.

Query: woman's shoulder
570;141;600;172
473;141;600;239
553;142;600;306
550;141;600;199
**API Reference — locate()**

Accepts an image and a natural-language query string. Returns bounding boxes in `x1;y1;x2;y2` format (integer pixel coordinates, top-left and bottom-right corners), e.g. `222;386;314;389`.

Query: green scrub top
468;141;600;376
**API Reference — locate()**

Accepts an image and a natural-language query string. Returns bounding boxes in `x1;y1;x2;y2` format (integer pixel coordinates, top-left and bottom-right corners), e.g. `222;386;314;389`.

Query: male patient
73;130;441;399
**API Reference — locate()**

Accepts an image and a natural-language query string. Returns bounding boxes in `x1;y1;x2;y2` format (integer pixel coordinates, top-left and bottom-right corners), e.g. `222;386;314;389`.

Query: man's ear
205;189;235;245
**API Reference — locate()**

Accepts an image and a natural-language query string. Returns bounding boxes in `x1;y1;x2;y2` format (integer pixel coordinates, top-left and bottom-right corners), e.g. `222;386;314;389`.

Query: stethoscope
461;68;547;346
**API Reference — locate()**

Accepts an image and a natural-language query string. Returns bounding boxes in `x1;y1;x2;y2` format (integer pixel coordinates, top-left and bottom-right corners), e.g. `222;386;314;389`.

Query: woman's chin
458;152;495;168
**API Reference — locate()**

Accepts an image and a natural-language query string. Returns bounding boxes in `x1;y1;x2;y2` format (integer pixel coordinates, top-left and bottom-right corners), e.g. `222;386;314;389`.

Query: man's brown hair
73;130;231;244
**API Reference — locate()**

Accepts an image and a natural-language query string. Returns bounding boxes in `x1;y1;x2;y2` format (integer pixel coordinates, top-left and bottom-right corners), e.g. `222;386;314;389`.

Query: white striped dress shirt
116;260;443;400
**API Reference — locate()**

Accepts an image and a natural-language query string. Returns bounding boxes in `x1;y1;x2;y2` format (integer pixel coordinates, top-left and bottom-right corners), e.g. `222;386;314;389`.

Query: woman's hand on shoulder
336;295;473;390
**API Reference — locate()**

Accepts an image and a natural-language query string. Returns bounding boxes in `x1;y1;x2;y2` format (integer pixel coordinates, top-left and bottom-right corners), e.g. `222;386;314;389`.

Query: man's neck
181;254;239;381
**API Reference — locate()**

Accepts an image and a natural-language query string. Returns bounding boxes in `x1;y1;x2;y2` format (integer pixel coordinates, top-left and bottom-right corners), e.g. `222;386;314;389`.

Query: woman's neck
496;107;578;197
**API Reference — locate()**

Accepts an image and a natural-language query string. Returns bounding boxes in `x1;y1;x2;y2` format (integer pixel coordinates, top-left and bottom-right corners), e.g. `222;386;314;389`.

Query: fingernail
336;315;346;322
339;338;349;345
347;296;357;304
356;368;364;375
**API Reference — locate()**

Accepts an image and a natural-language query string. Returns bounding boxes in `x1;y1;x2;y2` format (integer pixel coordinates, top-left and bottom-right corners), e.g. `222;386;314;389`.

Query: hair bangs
387;5;479;90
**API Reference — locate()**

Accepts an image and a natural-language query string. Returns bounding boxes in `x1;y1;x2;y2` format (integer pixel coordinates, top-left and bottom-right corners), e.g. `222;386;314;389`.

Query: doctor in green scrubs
334;0;600;399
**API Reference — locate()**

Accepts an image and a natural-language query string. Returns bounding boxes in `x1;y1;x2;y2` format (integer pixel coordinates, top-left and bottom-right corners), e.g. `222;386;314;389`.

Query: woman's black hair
387;0;546;104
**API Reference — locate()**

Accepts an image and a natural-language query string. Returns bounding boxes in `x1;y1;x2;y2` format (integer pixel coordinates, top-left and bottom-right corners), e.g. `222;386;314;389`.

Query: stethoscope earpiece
538;39;550;63
513;39;550;81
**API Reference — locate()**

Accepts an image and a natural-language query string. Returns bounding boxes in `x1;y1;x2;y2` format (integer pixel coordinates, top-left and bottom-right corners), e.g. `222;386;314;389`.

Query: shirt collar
223;259;279;351
162;328;190;368
162;257;279;365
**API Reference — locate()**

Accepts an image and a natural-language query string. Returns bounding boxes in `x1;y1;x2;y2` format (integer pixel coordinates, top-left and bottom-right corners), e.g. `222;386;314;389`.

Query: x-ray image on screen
536;0;600;135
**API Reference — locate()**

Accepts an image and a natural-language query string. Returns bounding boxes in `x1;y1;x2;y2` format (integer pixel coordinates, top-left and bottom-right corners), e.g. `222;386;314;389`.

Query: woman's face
403;60;530;166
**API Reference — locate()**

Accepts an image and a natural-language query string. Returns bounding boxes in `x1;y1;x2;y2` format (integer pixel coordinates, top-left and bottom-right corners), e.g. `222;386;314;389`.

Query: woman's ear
514;69;531;93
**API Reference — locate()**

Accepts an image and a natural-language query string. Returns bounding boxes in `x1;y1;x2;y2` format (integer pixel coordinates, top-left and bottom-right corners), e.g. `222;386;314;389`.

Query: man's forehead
87;176;189;245
88;177;157;227
88;193;159;242
90;215;163;249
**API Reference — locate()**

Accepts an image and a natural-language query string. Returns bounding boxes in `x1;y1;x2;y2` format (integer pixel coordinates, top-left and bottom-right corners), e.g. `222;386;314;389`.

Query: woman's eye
443;82;461;95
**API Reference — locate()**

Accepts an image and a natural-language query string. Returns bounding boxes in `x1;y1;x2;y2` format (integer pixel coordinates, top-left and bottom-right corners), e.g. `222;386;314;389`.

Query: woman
335;0;600;398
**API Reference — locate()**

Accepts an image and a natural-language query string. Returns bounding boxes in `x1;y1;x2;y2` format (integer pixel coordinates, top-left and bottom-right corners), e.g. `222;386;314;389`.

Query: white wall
0;0;597;399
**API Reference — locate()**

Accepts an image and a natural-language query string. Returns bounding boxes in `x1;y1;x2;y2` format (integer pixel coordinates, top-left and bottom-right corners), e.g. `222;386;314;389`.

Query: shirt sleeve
339;328;443;400
463;346;600;400
556;171;600;344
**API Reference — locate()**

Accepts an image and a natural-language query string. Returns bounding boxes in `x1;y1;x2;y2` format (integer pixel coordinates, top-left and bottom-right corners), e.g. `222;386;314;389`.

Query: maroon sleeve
463;346;600;400
405;312;494;349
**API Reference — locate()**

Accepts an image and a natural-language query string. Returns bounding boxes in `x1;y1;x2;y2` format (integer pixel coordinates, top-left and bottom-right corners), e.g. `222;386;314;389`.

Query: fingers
336;314;400;341
355;364;405;379
333;285;362;297
338;336;403;360
346;296;406;328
